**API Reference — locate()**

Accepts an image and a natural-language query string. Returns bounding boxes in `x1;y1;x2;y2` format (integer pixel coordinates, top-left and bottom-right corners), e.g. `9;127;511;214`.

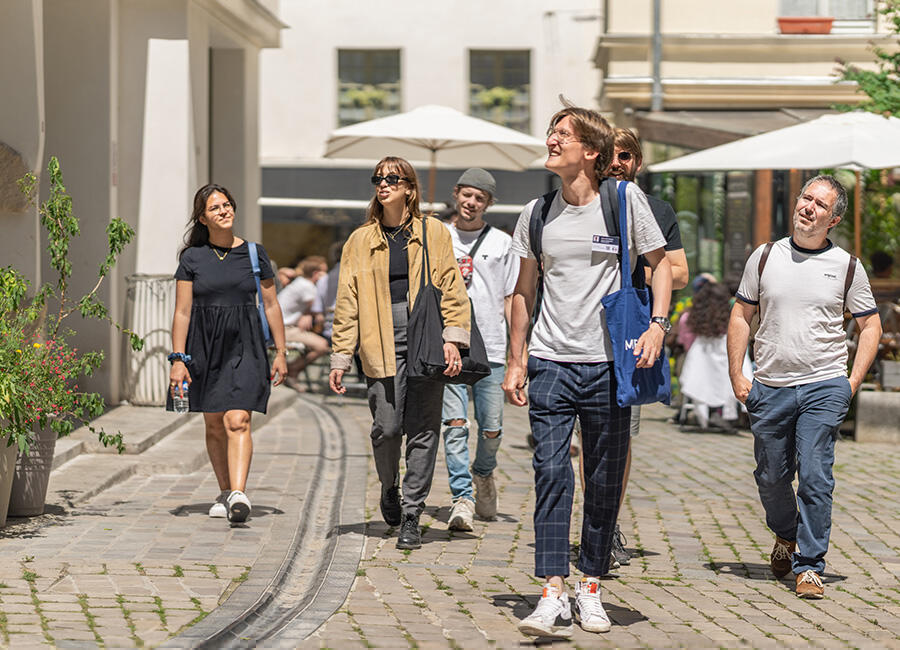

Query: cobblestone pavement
300;397;900;649
0;396;321;648
3;390;900;648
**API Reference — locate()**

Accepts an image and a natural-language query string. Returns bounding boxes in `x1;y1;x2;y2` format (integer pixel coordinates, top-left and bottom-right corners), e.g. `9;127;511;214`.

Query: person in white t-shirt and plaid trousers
503;104;673;638
728;174;881;599
442;168;519;532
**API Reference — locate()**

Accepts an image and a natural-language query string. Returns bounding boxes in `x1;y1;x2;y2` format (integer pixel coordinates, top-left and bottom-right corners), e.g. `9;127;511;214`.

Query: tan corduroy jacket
330;215;470;378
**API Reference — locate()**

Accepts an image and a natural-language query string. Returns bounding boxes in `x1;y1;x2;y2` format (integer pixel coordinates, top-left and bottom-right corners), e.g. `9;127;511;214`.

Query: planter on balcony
777;16;834;34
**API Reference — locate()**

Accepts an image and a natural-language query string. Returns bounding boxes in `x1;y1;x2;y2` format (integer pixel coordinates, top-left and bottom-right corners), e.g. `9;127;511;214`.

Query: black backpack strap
758;241;774;280
844;254;857;308
467;223;492;260
529;190;557;321
599;177;620;239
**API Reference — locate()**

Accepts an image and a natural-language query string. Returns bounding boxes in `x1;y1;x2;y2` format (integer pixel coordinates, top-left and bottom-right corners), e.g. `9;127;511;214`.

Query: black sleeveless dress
167;241;274;414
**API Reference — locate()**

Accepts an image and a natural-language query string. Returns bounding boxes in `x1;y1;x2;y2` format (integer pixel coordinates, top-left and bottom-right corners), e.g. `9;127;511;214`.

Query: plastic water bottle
173;381;189;413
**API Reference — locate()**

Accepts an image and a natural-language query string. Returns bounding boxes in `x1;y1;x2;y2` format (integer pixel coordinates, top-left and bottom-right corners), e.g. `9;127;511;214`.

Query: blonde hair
547;102;614;180
365;156;422;229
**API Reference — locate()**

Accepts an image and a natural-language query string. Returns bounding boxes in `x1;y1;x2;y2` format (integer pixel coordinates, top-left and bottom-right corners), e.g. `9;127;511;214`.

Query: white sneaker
227;490;251;523
472;472;498;520
448;497;475;531
208;490;230;518
574;577;611;633
518;584;573;638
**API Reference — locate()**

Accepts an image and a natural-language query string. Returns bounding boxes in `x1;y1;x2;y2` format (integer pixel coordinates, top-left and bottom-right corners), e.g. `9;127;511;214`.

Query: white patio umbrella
648;112;900;257
324;104;546;204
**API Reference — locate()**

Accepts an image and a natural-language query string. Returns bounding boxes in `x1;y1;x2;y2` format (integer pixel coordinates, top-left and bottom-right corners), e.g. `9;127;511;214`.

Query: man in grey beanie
442;168;519;531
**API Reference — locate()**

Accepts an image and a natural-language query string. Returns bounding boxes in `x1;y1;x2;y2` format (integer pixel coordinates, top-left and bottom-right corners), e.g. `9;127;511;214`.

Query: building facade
596;0;891;283
0;0;282;403
257;1;600;267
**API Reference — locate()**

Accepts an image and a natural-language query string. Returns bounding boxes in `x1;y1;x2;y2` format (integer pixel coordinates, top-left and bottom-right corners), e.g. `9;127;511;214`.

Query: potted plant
0;157;142;521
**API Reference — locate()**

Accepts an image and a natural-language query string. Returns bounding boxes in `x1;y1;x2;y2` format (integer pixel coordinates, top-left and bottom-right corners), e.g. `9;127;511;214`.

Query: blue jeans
441;362;505;502
746;376;852;575
528;356;630;578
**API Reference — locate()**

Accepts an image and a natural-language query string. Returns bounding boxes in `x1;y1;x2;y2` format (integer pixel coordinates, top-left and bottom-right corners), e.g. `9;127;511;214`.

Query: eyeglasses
546;127;582;145
371;174;411;186
206;201;233;214
616;151;634;162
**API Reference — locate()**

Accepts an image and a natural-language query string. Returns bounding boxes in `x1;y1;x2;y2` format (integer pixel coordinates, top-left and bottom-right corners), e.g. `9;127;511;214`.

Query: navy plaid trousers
527;356;631;578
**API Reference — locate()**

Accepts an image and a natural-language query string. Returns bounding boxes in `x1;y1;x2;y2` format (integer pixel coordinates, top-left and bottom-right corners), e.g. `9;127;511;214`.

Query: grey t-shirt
511;182;666;362
736;237;878;388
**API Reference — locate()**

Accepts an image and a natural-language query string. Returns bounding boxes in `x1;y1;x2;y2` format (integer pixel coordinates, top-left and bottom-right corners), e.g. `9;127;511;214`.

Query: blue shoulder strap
247;242;272;343
617;180;632;289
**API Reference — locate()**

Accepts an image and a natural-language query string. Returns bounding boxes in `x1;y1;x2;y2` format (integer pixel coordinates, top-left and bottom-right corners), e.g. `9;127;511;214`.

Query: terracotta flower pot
777;16;834;34
8;426;57;517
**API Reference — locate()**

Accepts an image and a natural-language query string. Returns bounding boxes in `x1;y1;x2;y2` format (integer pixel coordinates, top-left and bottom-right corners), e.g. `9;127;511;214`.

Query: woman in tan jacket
329;156;470;550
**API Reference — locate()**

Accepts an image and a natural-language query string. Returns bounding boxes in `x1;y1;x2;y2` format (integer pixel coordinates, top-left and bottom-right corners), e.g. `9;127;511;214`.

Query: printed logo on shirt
457;255;474;287
824;272;837;279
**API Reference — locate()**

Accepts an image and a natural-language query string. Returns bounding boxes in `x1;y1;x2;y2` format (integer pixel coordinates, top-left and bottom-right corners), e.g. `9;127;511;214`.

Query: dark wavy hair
686;282;732;338
179;183;237;259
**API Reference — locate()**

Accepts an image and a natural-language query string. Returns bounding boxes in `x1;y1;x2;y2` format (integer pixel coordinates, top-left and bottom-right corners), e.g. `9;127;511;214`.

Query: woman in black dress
169;184;288;524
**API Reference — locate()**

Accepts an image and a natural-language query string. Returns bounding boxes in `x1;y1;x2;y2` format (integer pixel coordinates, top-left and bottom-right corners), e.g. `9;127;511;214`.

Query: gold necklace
383;226;404;242
211;245;229;261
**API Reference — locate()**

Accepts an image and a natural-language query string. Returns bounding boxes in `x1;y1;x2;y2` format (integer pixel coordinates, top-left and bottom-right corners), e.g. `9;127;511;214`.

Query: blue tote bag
600;182;671;407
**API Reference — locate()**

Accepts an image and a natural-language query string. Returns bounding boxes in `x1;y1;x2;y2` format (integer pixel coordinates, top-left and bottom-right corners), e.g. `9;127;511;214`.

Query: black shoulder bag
406;217;491;385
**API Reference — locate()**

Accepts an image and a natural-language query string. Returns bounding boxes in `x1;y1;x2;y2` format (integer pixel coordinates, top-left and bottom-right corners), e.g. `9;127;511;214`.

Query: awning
635;108;838;152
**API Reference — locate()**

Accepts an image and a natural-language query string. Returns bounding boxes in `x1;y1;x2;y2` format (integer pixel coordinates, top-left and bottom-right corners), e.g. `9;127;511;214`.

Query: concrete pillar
135;38;193;274
0;0;45;288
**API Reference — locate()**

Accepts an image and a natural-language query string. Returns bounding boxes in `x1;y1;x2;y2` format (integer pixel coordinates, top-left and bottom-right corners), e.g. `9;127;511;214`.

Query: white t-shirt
511;182;666;362
446;223;519;364
278;276;317;326
737;237;877;387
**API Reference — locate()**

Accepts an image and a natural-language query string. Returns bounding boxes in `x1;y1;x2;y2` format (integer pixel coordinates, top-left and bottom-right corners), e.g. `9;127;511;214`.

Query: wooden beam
754;170;773;247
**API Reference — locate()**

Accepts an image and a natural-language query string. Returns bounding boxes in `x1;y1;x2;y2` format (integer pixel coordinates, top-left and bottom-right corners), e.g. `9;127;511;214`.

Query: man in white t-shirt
441;168;519;532
728;174;881;599
503;105;672;638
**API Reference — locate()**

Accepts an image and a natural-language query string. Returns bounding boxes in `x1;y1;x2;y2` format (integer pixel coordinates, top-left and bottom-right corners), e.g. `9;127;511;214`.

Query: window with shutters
337;50;401;127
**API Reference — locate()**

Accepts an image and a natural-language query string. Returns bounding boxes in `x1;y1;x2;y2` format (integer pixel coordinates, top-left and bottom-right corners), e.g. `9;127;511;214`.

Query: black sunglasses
371;174;411;186
616;151;633;162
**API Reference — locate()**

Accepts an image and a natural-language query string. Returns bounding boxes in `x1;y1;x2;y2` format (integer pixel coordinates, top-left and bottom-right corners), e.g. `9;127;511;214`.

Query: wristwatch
650;316;672;334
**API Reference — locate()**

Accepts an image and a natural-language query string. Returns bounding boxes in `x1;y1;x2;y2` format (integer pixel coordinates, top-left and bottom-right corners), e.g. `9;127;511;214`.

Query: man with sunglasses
503;105;672;637
441;169;519;532
602;127;689;570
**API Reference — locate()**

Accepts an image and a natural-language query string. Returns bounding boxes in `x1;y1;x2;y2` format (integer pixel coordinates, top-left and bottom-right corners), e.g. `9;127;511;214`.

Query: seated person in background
277;255;330;386
276;265;298;292
679;282;751;429
311;240;345;344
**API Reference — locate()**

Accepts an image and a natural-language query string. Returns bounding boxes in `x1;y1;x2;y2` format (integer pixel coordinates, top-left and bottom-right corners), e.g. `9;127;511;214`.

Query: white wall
0;0;45;288
259;0;600;164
